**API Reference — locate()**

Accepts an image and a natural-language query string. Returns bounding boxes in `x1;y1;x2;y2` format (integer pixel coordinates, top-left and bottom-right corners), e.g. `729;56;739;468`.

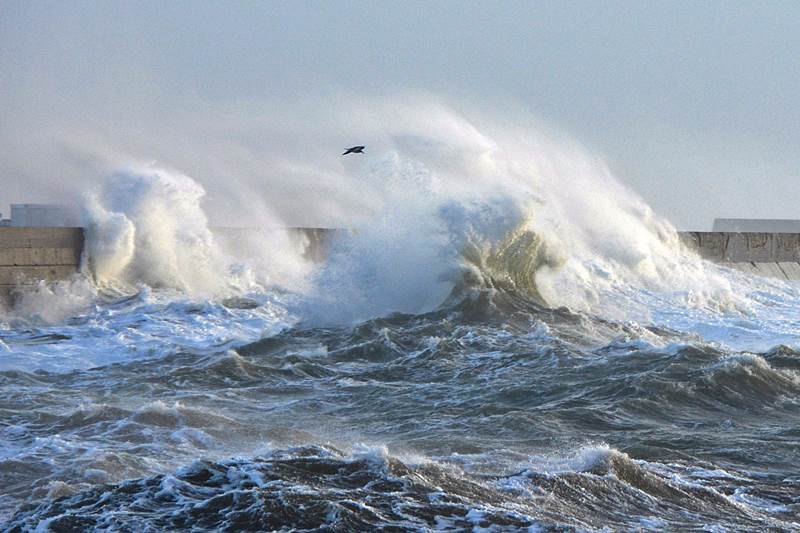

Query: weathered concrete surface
0;227;84;304
0;227;84;249
679;231;800;280
778;262;800;279
2;228;797;307
0;227;336;305
678;232;800;262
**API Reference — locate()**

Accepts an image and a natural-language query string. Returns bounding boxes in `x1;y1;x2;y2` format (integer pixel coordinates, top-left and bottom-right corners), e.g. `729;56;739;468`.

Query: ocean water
2;112;799;531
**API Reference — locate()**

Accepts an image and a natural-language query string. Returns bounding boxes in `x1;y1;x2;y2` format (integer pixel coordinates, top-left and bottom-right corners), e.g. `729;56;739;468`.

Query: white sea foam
281;101;800;350
3;98;798;529
0;289;296;372
80;164;313;298
3;98;800;374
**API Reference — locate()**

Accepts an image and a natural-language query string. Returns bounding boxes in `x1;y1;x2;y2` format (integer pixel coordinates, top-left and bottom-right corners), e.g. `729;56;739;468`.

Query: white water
297;103;800;351
82;166;311;297
2;101;800;372
2;103;800;533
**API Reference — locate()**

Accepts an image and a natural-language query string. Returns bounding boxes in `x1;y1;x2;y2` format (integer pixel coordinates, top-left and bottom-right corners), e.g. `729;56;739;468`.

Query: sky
1;0;799;229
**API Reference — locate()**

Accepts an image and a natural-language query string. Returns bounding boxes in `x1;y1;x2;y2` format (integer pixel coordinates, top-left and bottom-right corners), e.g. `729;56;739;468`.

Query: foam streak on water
2;104;800;530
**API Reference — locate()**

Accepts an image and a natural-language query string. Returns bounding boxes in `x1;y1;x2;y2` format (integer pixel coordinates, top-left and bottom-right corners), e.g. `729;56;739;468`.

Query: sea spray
3;101;800;531
83;193;136;284
81;165;312;298
82;167;226;294
292;102;755;323
12;100;799;338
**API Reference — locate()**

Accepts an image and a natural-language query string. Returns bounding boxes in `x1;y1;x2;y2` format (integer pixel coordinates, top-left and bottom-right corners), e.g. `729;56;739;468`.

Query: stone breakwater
679;231;800;280
0;227;335;305
0;228;798;306
0;227;83;304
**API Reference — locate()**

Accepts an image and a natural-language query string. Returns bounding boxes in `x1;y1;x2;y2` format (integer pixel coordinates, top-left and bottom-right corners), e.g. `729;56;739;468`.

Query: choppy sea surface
2;129;800;530
2;281;799;531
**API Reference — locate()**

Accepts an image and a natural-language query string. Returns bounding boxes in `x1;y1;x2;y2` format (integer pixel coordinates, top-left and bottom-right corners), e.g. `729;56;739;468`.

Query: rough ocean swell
2;106;799;531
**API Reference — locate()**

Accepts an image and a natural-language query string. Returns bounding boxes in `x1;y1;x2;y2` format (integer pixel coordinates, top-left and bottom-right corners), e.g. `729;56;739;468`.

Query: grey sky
1;0;798;229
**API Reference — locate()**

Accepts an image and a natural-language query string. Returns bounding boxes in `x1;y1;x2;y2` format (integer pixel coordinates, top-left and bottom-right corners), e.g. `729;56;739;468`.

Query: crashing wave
5;444;792;532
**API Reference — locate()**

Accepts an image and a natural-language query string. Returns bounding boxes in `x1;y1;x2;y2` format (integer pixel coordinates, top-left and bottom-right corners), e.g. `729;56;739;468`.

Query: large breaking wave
3;101;800;531
50;102;797;342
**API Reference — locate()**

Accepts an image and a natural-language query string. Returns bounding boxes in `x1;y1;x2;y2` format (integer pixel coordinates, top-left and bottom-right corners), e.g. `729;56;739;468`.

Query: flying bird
342;145;365;155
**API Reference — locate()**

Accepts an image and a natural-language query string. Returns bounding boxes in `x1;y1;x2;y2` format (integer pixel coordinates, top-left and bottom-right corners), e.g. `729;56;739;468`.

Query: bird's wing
342;146;365;155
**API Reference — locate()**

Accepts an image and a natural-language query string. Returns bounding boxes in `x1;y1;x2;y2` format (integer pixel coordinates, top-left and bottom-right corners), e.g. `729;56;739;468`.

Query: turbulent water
2;110;800;531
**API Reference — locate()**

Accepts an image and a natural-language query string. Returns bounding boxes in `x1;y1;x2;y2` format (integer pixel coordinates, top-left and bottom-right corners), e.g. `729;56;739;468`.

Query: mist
2;1;799;229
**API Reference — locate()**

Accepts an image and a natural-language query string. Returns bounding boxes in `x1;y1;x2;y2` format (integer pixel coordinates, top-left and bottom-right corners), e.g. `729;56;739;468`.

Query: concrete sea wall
1;228;799;306
0;227;84;303
0;227;333;305
679;231;800;280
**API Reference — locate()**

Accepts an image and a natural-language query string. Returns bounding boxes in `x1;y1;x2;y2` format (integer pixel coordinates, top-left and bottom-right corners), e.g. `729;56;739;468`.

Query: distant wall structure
0;227;335;306
10;204;81;228
679;231;800;280
0;227;83;304
712;218;800;233
2;226;800;306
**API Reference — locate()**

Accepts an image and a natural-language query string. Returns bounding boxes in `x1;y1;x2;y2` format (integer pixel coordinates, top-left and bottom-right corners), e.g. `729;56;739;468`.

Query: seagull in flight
342;145;365;155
